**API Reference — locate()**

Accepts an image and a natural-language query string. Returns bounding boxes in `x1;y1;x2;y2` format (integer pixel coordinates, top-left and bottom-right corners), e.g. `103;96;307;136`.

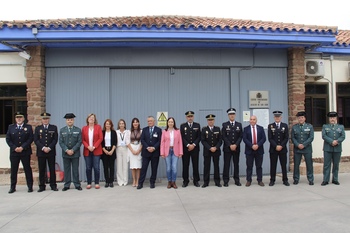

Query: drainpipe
329;55;335;111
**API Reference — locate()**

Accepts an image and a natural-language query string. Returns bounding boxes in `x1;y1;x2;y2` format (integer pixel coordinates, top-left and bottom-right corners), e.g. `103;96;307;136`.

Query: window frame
305;83;329;131
0;84;27;137
336;82;350;129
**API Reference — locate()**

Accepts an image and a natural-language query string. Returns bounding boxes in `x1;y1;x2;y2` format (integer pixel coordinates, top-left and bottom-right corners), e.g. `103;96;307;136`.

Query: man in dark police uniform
180;111;201;187
221;108;243;187
6;112;34;194
267;111;289;186
34;112;59;192
201;114;222;188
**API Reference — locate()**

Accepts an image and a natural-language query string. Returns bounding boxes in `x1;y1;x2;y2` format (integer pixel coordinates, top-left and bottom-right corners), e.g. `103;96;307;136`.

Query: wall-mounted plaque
249;91;269;108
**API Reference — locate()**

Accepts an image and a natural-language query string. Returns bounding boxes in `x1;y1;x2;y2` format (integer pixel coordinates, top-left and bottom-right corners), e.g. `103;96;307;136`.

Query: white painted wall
0;52;26;168
306;58;350;158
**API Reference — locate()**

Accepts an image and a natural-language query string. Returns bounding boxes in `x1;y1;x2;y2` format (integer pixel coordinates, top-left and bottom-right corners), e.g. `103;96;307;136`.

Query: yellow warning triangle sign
158;112;167;121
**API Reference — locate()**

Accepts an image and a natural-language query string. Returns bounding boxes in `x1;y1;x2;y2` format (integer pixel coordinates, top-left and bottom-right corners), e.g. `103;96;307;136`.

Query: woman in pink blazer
160;117;183;189
82;113;103;189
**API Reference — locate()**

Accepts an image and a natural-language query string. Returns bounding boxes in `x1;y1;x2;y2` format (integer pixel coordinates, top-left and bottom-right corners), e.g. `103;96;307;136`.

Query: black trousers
223;151;240;184
246;153;263;182
182;150;200;184
269;152;288;182
203;153;220;185
38;155;56;189
10;155;33;189
102;152;116;184
139;156;159;185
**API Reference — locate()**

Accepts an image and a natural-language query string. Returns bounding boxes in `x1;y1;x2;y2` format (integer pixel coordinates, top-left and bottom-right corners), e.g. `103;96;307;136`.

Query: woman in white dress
127;118;142;187
116;119;130;186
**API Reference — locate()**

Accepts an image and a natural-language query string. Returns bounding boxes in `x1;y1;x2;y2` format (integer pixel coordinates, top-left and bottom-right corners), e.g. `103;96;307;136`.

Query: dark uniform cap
15;112;24;117
64;113;76;119
273;111;283;117
327;111;338;117
41;112;51;118
185;111;195;116
296;111;306;117
206;114;216;120
227;108;236;114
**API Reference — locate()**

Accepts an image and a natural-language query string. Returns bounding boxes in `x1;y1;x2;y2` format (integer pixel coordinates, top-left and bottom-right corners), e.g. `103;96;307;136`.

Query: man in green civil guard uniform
291;111;314;185
321;111;346;186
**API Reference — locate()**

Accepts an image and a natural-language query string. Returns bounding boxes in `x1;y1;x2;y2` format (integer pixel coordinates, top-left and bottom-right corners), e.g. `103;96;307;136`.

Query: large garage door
110;68;230;180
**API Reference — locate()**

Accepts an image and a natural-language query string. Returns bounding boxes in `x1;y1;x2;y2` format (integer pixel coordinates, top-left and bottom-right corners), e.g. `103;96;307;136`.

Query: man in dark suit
201;114;222;188
268;111;289;186
222;108;243;187
137;116;162;189
180;111;201;187
6;112;34;194
34;112;59;192
243;115;266;187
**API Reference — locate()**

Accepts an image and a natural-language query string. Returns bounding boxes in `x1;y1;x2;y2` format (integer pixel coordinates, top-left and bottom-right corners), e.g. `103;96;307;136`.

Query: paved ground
0;172;350;233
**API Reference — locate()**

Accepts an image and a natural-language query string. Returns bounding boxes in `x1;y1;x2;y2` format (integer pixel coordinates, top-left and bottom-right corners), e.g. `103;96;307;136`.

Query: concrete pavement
1;173;350;233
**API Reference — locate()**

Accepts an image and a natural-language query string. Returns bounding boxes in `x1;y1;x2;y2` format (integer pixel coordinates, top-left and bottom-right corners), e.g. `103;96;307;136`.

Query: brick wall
26;46;46;171
287;47;305;169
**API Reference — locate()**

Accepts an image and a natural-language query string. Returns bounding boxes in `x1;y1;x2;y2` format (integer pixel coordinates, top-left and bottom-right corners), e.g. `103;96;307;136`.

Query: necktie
231;122;234;127
189;123;192;128
277;123;280;129
18;125;22;130
252;126;257;144
149;127;153;135
68;127;71;133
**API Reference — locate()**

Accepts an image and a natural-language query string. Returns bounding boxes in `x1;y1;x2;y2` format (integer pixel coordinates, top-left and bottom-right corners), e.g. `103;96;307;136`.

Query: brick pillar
287;47;305;170
26;46;46;171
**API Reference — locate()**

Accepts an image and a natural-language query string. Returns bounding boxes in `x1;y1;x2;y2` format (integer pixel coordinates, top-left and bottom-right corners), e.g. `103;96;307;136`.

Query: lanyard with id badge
120;131;126;146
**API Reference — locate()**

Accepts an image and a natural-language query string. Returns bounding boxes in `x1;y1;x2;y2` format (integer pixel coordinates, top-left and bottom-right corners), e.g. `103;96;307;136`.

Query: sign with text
249;91;269;108
157;112;168;128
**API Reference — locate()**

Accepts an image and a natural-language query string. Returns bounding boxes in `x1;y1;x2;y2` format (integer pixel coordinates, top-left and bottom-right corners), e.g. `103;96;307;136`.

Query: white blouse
116;129;130;147
88;128;94;147
104;131;111;147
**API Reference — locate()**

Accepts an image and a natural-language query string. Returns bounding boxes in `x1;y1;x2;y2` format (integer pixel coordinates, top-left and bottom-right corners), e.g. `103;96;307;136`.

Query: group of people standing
5;107;346;194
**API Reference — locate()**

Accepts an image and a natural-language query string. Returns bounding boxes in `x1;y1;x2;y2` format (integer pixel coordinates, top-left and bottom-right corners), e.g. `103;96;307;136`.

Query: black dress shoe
37;188;45;192
321;181;329;186
182;182;188;188
8;188;16;194
223;183;229;187
309;181;314;185
293;180;299;185
269;181;275;186
332;181;340;185
62;187;70;191
283;181;290;186
193;182;200;187
51;188;59;191
105;183;109;188
28;188;33;193
137;184;143;190
109;183;114;188
235;182;242;186
202;184;208;188
216;183;222;187
76;187;82;191
150;183;155;189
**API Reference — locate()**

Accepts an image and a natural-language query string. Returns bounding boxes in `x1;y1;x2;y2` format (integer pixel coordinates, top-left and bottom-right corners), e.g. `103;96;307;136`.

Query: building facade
0;16;349;180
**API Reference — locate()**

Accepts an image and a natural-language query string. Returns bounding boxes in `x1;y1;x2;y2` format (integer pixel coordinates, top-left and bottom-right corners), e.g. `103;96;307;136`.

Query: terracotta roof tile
335;30;350;46
0;15;338;33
